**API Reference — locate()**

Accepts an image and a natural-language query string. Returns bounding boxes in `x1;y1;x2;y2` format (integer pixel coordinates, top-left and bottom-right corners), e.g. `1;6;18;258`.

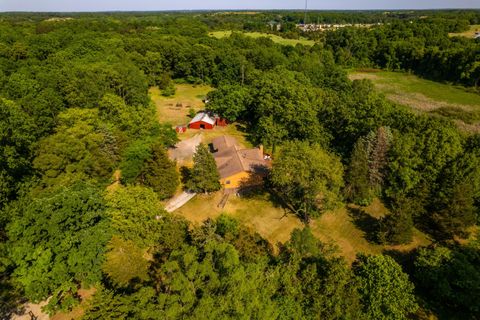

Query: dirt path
165;191;196;212
13;301;49;320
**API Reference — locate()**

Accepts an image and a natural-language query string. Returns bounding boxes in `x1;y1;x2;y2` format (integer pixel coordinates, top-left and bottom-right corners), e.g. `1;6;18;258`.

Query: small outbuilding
175;125;187;133
188;112;216;130
215;117;228;127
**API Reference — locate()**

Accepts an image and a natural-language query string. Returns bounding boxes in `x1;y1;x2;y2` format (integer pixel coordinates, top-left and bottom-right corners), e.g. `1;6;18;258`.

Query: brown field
175;194;431;263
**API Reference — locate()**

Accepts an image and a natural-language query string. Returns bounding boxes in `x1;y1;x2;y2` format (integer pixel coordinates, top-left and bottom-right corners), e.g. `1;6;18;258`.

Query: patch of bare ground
51;288;96;320
453;120;480;134
13;301;49;320
106;169;122;193
386;92;473;112
348;73;380;81
13;288;96;320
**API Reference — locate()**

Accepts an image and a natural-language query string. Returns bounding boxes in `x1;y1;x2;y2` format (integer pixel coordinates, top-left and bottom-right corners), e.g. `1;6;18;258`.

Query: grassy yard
209;30;316;46
175;193;430;263
181;123;253;147
175;191;303;245
149;84;213;126
349;70;480;132
449;24;480;38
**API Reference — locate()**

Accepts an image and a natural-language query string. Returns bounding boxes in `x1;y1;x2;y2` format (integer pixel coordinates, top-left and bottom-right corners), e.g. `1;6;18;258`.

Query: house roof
211;135;269;179
189;112;216;126
212;135;237;152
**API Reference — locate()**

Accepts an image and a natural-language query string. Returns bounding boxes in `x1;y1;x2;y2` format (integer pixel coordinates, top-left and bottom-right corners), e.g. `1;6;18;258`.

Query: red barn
188;112;216;130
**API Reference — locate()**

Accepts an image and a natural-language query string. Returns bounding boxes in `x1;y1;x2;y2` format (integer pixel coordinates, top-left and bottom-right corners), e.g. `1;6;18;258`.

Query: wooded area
0;10;479;320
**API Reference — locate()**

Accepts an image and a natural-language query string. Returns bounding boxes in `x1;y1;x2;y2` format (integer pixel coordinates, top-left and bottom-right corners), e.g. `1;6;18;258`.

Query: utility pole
304;0;308;25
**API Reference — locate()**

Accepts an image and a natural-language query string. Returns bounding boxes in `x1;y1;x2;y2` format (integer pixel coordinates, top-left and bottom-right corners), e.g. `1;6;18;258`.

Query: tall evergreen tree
367;126;392;190
138;143;179;200
428;152;480;239
346;136;373;205
378;195;416;244
187;143;221;193
346;127;392;206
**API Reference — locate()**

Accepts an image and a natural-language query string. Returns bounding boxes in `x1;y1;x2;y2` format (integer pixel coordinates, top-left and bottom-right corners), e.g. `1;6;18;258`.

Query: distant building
475;32;480;39
211;135;270;189
188;112;216;130
188;111;228;130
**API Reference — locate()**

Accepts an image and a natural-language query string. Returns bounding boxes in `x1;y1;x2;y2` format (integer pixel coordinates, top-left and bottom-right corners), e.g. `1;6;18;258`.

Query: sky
1;0;479;12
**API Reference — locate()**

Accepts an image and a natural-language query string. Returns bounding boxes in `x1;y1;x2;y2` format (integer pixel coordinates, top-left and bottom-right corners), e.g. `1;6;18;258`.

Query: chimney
259;144;264;155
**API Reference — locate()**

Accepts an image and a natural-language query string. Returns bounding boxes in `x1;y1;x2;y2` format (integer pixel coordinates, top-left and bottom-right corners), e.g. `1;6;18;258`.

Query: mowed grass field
176;193;430;262
449;24;480;38
209;30;316;46
349;70;480;132
149;84;213;126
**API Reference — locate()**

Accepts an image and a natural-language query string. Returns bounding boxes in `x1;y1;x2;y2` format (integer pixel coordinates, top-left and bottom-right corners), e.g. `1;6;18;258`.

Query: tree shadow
347;206;381;244
382;248;417;275
234;122;256;146
235;175;296;221
180;166;192;186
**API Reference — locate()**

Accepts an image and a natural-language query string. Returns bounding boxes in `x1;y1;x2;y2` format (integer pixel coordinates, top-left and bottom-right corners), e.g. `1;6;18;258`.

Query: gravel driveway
168;134;202;162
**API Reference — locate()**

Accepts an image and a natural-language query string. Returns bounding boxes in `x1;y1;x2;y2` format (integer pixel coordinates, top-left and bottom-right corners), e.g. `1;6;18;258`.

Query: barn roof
189;112;216;126
211;136;269;179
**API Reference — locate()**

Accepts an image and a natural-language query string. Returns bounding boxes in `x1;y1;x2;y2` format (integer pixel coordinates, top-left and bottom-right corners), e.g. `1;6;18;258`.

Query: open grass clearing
209;30;316;46
175;191;303;245
181;123;253;147
349;70;480;132
149;84;213;126
449;24;480;38
174;193;431;263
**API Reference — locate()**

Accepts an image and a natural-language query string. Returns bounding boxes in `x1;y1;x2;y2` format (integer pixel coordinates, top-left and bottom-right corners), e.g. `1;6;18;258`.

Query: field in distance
349;70;480;132
209;30;316;46
449;24;480;38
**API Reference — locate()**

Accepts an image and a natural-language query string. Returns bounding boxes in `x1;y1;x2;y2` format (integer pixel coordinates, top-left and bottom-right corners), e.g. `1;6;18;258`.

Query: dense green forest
0;10;479;320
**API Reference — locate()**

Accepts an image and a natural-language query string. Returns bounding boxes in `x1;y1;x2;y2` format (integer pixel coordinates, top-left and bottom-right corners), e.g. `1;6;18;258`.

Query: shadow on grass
236;178;296;222
347;206;380;244
234;122;257;146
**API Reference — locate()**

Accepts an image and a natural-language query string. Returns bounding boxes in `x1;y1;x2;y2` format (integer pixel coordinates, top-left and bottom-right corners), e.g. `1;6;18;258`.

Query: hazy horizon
1;0;479;12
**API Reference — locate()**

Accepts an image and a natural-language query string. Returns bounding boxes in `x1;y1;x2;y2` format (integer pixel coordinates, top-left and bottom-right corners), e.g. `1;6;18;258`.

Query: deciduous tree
270;141;344;222
353;254;418;320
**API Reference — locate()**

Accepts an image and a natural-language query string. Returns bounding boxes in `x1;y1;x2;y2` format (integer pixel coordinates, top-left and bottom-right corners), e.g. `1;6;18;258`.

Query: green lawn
349;70;480;132
209;31;316;46
150;83;213;126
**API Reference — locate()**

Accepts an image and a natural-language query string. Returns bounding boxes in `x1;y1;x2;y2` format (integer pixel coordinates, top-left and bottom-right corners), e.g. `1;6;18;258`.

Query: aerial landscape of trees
0;9;479;319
